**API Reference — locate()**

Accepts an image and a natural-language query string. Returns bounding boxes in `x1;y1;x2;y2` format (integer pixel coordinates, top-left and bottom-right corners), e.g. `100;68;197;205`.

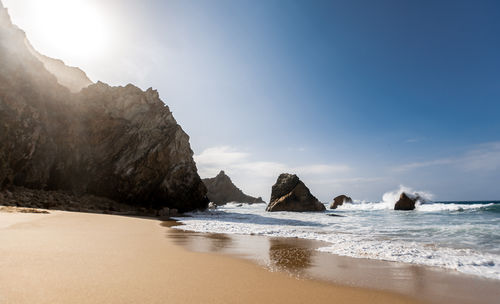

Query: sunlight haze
3;0;499;202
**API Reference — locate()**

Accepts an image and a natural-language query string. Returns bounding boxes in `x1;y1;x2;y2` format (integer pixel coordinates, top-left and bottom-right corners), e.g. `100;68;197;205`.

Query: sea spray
334;185;434;210
381;185;434;208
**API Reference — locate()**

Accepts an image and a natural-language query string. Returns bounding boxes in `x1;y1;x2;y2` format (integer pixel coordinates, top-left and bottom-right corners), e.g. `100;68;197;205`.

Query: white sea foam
338;201;494;212
173;201;500;280
381;185;434;208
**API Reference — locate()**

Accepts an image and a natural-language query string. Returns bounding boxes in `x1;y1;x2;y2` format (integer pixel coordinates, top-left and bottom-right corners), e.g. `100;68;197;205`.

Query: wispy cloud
309;177;383;185
393;142;500;172
194;146;249;168
194;146;350;179
393;158;455;172
405;137;424;143
460;142;500;171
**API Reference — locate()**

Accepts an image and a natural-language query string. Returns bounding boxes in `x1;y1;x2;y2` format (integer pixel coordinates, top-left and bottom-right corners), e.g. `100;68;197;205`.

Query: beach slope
0;211;422;304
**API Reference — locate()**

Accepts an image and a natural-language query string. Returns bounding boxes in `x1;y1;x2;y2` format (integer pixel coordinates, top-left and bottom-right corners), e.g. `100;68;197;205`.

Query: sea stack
394;192;419;210
202;171;265;205
330;195;353;209
0;5;208;213
266;173;325;212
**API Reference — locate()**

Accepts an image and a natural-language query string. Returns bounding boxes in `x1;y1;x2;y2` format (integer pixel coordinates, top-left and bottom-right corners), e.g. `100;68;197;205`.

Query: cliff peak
0;6;208;212
203;171;265;205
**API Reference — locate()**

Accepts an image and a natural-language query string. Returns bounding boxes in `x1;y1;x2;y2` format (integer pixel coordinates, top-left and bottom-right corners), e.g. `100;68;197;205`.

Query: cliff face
202;171;265;205
0;4;208;212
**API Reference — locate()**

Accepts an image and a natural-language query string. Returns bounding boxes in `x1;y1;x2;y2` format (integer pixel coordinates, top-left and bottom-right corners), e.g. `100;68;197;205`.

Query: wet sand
0;210;423;304
168;224;500;304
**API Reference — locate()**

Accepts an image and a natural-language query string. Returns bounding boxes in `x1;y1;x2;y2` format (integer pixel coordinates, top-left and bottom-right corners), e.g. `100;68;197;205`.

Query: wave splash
336;186;495;212
335;185;433;210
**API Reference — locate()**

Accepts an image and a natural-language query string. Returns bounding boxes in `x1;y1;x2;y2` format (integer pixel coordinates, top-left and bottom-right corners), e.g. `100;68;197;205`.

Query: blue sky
4;0;500;201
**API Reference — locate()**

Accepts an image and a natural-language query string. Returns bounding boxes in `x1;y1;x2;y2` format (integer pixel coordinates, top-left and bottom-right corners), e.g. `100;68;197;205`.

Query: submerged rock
394;192;419;210
266;173;325;212
202;171;265;205
330;195;353;209
0;5;208;213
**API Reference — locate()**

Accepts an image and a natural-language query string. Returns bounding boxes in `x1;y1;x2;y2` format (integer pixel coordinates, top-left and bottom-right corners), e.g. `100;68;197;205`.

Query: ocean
173;190;500;280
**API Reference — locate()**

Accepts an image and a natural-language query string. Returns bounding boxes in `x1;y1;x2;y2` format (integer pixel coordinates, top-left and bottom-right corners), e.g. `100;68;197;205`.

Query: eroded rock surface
266;174;325;212
203;171;265;205
0;4;208;212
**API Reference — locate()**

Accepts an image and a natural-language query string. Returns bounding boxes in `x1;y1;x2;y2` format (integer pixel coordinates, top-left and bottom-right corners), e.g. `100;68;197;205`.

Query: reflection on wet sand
164;222;500;304
268;238;314;275
164;222;234;253
205;233;232;252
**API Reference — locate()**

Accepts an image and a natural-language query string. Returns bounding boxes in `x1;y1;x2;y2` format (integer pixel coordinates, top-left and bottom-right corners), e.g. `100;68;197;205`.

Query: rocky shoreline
0;187;161;216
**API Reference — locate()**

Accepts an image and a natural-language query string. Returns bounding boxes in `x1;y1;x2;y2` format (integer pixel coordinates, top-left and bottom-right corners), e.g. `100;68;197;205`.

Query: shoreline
0;209;424;304
168;220;500;304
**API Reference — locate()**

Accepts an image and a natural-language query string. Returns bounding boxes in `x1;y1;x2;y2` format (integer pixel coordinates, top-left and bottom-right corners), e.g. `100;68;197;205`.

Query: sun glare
27;0;111;62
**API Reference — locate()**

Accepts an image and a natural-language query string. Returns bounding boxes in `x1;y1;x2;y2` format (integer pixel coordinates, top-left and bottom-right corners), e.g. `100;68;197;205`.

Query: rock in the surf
266;173;325;212
330;195;353;209
394;192;419;210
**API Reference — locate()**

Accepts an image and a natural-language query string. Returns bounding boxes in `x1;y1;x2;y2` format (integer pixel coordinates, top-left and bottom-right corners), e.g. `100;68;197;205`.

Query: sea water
173;190;500;280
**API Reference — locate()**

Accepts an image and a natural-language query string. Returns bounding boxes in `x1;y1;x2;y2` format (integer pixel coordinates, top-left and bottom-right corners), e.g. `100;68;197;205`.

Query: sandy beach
0;210;425;304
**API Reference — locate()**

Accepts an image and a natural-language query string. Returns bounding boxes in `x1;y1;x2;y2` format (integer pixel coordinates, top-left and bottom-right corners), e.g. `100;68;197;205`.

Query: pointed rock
266;173;325;212
202;171;265;205
394;192;419;210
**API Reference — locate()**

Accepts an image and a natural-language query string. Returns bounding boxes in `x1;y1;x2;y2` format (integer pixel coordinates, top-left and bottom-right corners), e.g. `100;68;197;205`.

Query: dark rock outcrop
266;173;325;212
202;171;265;205
0;4;208;213
0;186;147;215
330;195;353;209
394;192;419;211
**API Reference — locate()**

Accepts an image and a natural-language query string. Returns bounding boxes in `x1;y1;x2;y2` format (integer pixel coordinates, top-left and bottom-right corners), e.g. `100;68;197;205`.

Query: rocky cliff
202;171;265;205
0;3;208;212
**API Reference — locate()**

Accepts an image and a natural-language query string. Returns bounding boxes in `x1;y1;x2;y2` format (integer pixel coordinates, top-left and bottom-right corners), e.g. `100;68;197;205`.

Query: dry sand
0;210;423;304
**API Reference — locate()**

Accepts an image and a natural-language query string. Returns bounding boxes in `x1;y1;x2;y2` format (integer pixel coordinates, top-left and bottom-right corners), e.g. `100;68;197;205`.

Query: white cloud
194;146;248;167
194;145;353;200
194;146;351;179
